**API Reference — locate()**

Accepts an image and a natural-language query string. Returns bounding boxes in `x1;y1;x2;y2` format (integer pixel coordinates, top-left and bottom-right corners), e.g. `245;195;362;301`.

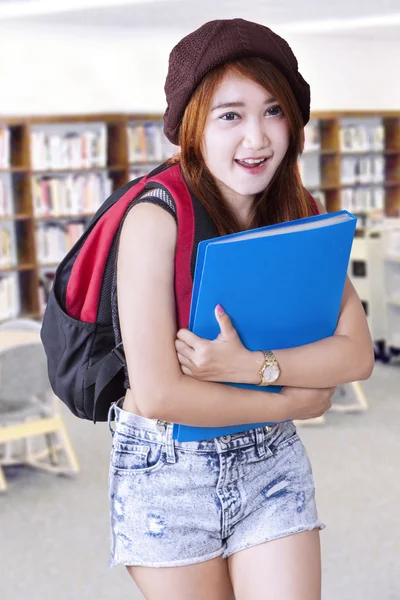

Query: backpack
40;162;207;423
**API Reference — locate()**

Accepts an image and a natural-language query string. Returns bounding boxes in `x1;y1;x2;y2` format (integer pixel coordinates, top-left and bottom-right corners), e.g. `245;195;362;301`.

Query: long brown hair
168;56;313;236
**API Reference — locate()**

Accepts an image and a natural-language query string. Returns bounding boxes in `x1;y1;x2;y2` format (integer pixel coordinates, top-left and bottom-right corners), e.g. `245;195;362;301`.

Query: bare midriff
121;388;143;416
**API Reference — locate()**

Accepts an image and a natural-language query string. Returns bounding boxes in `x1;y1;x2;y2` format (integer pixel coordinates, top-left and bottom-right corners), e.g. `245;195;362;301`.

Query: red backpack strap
66;178;148;321
306;190;320;215
148;164;195;330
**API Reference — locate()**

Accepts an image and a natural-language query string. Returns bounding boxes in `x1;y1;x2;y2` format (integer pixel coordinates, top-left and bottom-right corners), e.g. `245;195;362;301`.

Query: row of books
0;273;19;320
32;173;112;218
0;127;10;169
341;155;385;185
299;155;385;188
0;177;13;217
303;121;321;152
0;224;17;268
36;221;86;265
128;121;177;163
31;124;107;170
303;121;385;154
339;123;385;153
341;186;385;213
298;154;321;187
129;165;154;179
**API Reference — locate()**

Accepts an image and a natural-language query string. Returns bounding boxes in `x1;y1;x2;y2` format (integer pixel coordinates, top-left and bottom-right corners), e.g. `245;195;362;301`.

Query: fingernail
216;304;225;315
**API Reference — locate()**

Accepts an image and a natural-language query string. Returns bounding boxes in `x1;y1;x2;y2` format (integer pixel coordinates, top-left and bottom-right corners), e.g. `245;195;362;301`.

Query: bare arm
117;203;331;426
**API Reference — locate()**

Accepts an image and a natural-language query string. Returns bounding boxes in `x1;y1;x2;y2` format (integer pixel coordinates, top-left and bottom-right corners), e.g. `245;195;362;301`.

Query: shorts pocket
266;422;299;455
111;434;165;474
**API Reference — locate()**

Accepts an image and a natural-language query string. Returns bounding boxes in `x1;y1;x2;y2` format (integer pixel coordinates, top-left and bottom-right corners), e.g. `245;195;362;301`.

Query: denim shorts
107;399;325;568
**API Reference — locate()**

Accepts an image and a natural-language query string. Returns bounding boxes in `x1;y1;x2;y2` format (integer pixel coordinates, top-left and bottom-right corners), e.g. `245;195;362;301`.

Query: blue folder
172;210;357;442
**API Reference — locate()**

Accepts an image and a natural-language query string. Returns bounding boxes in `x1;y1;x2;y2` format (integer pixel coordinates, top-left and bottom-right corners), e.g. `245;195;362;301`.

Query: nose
242;120;270;151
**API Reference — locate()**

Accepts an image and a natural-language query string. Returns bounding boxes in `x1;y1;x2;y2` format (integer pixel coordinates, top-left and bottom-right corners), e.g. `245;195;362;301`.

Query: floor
0;360;399;600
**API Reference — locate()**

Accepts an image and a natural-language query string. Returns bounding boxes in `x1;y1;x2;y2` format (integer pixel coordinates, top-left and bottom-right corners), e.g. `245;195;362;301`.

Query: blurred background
0;1;399;599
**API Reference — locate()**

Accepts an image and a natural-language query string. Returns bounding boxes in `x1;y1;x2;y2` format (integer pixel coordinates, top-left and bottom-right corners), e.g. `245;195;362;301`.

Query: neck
215;178;255;230
223;194;253;230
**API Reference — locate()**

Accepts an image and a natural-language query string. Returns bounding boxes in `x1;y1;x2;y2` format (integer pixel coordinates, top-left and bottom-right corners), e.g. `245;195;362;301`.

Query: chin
234;181;270;197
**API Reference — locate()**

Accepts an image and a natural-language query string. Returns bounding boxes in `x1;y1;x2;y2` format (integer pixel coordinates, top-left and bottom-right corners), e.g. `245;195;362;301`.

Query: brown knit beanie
163;18;310;145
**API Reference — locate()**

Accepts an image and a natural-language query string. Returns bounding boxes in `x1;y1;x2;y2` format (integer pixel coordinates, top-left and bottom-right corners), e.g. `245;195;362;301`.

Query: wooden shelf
0;167;29;173
39;262;61;268
34;213;95;221
0;213;31;221
31;165;125;175
339;151;393;156
0;263;36;273
303;149;338;156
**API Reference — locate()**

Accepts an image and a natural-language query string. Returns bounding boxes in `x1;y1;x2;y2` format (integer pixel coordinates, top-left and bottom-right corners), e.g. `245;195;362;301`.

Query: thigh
128;555;235;600
229;529;321;600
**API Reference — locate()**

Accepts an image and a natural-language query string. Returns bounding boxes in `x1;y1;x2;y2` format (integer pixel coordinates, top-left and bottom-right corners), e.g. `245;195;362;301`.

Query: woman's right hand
280;386;335;421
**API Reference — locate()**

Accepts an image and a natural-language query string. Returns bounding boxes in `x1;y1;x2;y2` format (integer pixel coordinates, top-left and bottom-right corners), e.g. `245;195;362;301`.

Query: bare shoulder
119;201;177;254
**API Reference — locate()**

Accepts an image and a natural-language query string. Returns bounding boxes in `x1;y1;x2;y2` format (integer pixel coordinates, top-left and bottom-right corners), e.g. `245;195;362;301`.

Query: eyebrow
211;98;277;111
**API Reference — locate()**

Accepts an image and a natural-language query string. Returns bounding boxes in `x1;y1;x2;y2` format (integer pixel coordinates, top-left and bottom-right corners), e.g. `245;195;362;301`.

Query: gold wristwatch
258;350;281;386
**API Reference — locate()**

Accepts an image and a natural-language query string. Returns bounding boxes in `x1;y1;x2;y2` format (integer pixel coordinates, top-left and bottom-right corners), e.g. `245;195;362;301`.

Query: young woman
108;18;374;600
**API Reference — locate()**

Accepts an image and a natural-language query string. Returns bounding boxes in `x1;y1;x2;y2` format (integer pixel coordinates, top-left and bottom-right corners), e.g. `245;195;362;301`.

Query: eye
266;105;283;117
219;112;240;121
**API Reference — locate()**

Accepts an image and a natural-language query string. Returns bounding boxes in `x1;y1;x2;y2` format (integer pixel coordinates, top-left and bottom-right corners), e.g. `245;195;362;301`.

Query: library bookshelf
1;111;400;344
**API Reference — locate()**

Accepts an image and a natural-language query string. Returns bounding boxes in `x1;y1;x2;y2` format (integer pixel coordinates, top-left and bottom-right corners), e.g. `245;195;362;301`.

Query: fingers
175;338;195;361
180;365;193;376
214;304;237;338
176;328;201;348
176;352;192;368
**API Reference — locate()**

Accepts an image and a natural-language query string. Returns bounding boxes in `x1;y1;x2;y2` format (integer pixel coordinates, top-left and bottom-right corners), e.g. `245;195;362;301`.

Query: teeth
242;158;266;164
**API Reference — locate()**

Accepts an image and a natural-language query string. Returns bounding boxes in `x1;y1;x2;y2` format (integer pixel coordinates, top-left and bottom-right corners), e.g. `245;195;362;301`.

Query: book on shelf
339;121;385;153
341;186;385;213
0;175;13;217
0;223;17;268
32;173;112;217
127;121;178;163
174;209;357;442
303;120;321;152
36;221;86;265
341;156;385;185
298;153;321;188
0;127;10;169
0;272;19;320
30;123;107;171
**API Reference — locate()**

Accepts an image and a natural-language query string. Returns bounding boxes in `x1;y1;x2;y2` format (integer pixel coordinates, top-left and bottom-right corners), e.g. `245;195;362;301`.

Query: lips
235;158;267;168
234;156;271;173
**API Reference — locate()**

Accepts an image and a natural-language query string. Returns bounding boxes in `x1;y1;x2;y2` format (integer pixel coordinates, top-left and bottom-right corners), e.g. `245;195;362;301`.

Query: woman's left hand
175;304;254;383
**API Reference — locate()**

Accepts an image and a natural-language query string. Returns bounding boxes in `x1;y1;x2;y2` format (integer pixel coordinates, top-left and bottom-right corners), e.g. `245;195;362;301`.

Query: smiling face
201;72;290;207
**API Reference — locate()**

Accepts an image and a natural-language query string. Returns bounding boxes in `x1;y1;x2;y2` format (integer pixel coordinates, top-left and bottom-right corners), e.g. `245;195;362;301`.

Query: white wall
0;23;399;116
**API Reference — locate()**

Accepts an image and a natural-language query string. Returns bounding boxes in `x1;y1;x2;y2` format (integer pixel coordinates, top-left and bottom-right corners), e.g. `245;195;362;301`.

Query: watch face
263;364;280;383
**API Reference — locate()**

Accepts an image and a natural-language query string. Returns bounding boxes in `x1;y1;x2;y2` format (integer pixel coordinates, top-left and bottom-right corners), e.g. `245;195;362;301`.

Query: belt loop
164;426;176;464
107;402;116;437
255;427;266;458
